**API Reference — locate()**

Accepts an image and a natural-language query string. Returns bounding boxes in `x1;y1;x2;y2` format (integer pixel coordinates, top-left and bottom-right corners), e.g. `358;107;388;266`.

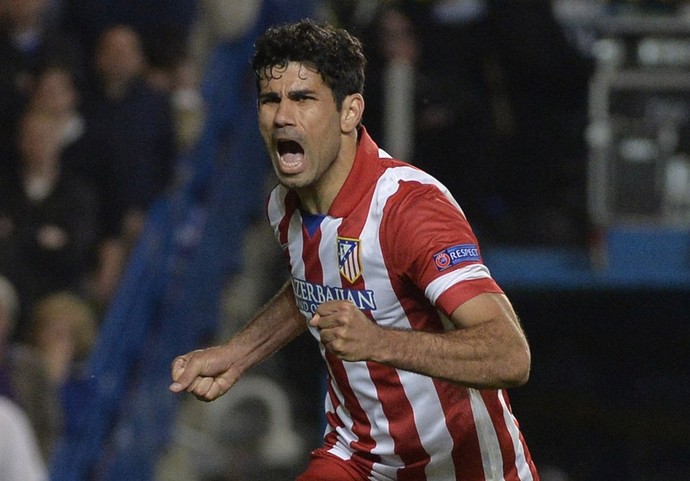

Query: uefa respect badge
433;244;480;271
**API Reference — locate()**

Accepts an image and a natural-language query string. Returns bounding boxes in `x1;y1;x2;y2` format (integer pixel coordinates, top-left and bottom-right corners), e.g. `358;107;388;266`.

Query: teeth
281;152;302;166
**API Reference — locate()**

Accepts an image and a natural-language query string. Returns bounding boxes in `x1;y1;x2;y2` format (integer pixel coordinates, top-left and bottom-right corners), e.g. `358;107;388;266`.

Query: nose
273;99;295;127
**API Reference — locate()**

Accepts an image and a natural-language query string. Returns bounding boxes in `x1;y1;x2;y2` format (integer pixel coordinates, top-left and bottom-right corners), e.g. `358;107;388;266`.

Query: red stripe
433;380;486;480
479;390;539;480
331;190;384;477
338;203;430;479
278;190;299;250
521;433;540;480
480;390;518;479
367;362;430;481
326;352;379;462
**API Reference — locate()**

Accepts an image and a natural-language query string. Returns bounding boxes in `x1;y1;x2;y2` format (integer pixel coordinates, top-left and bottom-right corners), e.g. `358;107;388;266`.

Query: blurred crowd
0;0;684;479
0;0;226;478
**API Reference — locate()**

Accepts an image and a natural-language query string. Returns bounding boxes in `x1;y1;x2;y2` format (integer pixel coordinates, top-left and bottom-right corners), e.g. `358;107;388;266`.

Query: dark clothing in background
0;173;100;339
487;1;594;245
362;1;594;245
79;79;176;238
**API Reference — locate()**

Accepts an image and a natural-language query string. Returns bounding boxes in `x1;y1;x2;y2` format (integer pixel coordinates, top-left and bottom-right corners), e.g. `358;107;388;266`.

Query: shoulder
266;183;300;233
0;396;29;425
374;161;461;217
0;396;36;443
0;396;48;481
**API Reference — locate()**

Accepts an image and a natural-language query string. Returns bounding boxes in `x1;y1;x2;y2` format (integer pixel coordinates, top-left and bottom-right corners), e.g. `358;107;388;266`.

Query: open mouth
277;139;305;170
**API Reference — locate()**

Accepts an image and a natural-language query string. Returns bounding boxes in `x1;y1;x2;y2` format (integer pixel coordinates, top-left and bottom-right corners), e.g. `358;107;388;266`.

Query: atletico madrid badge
337;236;362;284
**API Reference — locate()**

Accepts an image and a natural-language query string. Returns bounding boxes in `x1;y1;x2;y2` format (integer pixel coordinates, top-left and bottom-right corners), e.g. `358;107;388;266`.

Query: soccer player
170;19;539;481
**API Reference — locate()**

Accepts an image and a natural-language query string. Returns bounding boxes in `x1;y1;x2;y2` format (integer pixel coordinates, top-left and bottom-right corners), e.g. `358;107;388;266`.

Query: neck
297;129;359;215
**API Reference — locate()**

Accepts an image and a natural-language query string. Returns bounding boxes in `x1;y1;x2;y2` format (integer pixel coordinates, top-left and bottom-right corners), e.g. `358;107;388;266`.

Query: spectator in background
27;65;86;156
359;1;503;241
0;275;62;463
27;64;97;196
0;110;100;337
0;396;49;481
27;291;98;388
26;290;98;441
27;64;129;306
0;0;85;179
80;24;176;303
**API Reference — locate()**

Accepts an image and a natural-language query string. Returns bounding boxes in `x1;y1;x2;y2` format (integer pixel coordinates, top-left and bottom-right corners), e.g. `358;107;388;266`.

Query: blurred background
0;0;688;480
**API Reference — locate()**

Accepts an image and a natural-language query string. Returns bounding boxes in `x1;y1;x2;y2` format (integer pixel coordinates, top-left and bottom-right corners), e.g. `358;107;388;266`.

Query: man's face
95;27;144;84
257;61;343;196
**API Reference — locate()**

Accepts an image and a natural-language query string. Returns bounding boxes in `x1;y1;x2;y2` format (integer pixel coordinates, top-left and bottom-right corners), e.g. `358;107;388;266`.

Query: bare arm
310;292;531;389
169;280;306;400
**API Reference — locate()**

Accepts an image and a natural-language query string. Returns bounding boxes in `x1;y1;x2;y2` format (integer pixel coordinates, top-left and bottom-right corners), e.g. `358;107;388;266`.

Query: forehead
258;61;326;91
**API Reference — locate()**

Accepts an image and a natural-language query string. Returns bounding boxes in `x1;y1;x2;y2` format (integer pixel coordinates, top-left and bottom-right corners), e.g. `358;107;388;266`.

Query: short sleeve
380;180;502;316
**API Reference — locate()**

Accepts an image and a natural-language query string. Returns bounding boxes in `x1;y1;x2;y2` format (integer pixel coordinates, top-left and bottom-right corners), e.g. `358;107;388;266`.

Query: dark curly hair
252;19;366;109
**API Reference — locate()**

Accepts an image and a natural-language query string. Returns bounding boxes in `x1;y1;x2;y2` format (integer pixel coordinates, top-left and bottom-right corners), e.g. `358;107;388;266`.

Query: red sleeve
381;180;502;314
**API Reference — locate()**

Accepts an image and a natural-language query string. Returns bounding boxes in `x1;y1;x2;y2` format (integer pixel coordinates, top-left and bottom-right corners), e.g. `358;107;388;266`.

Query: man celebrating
170;19;539;481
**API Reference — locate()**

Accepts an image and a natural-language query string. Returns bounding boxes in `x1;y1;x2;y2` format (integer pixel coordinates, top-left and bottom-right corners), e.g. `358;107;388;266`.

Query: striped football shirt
267;128;539;481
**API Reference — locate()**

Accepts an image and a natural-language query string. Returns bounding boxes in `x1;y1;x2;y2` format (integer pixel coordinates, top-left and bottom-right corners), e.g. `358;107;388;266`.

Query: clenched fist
309;301;383;362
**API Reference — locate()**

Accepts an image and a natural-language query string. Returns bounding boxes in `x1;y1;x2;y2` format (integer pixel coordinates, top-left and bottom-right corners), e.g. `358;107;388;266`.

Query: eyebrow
258;91;280;102
287;89;316;99
259;88;318;102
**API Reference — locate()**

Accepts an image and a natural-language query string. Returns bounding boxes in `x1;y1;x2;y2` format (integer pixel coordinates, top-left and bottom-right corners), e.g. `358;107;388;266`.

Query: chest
287;213;422;328
297;213;387;284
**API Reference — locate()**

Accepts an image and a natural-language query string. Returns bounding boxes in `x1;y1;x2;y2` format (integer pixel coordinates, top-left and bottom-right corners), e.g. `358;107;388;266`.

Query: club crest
337;237;362;283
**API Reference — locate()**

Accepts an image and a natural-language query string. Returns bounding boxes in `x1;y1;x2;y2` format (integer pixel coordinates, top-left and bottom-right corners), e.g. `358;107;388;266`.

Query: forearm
371;318;531;389
224;280;307;376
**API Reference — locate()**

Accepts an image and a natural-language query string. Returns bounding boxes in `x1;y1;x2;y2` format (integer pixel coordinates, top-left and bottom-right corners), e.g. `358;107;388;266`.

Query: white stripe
377;163;464;213
425;264;493;305
356;210;404;480
318;216;342;292
498;390;534;481
398;371;457;480
469;389;505;481
325;373;360;461
322;381;355;462
287;212;305;292
267;185;288;240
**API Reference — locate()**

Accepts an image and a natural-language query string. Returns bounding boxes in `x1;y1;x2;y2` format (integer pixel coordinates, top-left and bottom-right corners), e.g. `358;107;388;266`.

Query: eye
290;91;316;102
259;93;280;105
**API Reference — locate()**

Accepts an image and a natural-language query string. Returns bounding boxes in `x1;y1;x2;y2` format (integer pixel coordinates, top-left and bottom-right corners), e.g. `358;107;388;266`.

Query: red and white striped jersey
267;128;539;481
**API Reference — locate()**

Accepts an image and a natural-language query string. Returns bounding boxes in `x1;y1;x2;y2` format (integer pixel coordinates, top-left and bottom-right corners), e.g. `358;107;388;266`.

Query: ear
340;93;364;133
